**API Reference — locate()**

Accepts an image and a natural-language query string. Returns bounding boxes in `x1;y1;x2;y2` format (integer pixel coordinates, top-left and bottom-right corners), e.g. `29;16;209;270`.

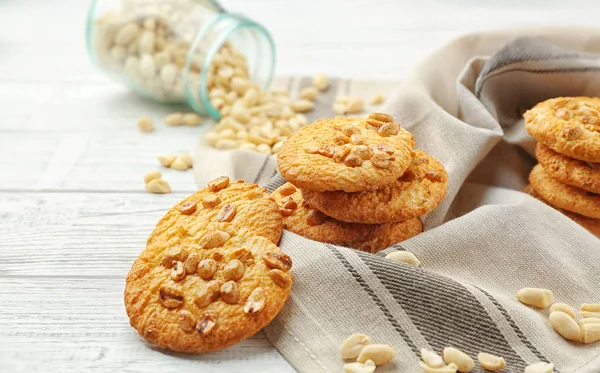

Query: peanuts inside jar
87;0;275;116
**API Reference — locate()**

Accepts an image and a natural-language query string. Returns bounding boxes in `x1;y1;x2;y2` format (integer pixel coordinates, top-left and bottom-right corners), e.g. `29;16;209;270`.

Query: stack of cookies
275;113;448;253
524;97;600;238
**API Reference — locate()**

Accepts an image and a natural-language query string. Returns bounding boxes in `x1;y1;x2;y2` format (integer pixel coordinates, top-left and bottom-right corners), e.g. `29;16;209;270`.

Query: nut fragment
197;259;218;280
516;288;554;308
350;133;366;145
368;112;394;123
442;347;474;373
581;303;600;312
304;144;319;154
420;348;444;368
202;194;221;208
582;323;600;343
170;157;189;171
223;259;245;281
178;310;195;332
230;248;254;265
333;146;352;162
562;127;582;140
343;360;376;373
313;73;328;91
524;362;554;373
157;153;176;167
370;152;394;169
340;334;372;359
194;280;220;308
425;171;444;182
318;145;334;158
143;170;162;184
549;303;576;318
182;113;202;126
177;201;197;215
278;183;296;196
344;154;363;167
199;230;231;249
161;247;189;268
281;196;298;210
477;352;505;371
549;311;582;341
216;204;237;222
419;362;459;373
170;261;187;281
291;99;315;113
378;122;400;137
137;116;154;132
244;287;266;314
280;208;294;216
196;312;217;336
183;253;200;274
159;285;184;309
268;269;291;288
262;251;293;271
220;281;240;304
334;133;350;145
164;112;183;126
306;209;327;226
342;125;360;136
357;344;395;366
352;145;372;160
208;176;230;192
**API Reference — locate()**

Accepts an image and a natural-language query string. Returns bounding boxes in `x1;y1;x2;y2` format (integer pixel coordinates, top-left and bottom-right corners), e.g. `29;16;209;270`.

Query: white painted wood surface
2;0;600;372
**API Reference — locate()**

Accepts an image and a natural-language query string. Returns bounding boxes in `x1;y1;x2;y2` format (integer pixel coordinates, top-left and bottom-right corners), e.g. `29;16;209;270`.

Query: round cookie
535;142;600;194
272;183;422;253
529;164;600;219
277;113;415;192
524;184;600;238
525;97;600;162
301;150;448;224
150;176;283;246
125;234;293;353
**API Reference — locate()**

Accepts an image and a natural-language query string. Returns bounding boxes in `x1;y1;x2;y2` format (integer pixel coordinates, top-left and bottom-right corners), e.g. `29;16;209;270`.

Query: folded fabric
194;28;600;372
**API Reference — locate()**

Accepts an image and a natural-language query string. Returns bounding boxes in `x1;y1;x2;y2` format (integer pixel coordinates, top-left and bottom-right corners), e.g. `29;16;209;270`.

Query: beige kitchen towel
193;28;600;373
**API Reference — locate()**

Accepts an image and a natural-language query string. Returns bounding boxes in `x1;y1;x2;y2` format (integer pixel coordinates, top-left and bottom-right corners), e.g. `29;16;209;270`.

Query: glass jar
86;0;275;118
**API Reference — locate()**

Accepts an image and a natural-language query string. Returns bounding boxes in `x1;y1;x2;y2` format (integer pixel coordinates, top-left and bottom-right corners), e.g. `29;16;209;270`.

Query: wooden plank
0;278;295;373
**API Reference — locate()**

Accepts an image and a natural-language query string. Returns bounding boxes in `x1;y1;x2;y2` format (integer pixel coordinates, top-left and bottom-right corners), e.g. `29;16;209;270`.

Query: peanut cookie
125;233;293;353
301;150;447;224
529;164;600;219
524;184;600;238
277;113;415;192
535;143;600;194
150;176;283;246
272;183;422;253
525;97;600;162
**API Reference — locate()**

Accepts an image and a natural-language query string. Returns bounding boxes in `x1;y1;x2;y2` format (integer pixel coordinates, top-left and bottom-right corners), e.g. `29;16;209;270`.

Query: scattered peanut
419;362;459;373
178;152;193;167
549;311;581;341
581;323;600;343
208;176;230;191
524;362;554;373
580;311;600;318
357;344;395;366
370;94;384;105
344;360;376;373
157;153;176;167
199;230;230;249
577;317;600;326
385;251;421;267
170;156;189;171
420;348;444;368
164;113;184;126
182;113;202;126
291;99;315;113
340;334;372;360
143;170;161;184
477;352;505;371
137;116;154;132
581;303;600;312
442;347;474;373
516;288;554;308
300;86;319;101
549;303;576;319
313;73;328;91
146;179;171;194
345;98;364;114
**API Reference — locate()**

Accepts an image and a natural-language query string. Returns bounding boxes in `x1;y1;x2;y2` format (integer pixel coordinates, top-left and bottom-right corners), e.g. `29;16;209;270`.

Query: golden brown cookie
150;176;283;246
525;97;600;162
272;183;422;253
277;113;415;192
524;184;600;238
535;143;600;194
301;150;447;224
529;164;600;219
125;233;293;353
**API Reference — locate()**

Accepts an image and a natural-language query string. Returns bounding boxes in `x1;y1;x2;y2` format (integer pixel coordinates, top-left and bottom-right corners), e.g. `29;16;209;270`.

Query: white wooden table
2;1;599;371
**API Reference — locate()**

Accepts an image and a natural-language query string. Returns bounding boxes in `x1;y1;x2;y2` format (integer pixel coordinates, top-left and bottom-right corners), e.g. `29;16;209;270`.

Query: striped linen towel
193;28;600;372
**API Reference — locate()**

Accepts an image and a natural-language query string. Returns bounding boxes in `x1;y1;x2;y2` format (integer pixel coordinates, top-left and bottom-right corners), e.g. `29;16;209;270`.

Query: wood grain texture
3;0;600;371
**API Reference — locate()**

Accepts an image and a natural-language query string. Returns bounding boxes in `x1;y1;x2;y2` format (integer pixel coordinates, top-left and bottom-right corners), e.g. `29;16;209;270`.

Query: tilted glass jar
86;0;275;118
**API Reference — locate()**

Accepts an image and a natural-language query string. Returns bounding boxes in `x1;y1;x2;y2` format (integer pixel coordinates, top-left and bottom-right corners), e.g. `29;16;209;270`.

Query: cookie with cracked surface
524;184;600;238
276;113;415;192
525;97;600;162
125;232;293;353
529;164;600;219
149;176;283;247
301;150;447;224
535;143;600;194
272;183;422;253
